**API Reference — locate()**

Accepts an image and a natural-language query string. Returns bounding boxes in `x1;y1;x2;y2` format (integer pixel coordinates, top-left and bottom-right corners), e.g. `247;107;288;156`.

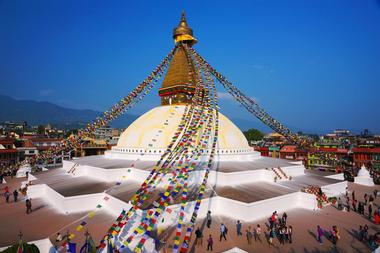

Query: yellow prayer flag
76;225;83;231
88;211;95;218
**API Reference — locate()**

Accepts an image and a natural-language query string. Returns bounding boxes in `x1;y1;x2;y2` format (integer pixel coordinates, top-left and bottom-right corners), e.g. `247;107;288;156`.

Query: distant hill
0;94;138;129
0;94;312;134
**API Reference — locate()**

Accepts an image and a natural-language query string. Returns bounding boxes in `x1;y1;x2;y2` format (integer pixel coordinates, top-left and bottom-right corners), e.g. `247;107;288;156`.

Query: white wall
66;162;305;187
281;165;305;177
321;181;347;197
27;184;104;214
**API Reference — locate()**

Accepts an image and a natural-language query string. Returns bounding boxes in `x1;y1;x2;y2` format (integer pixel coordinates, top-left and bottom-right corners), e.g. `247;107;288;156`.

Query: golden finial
173;11;197;45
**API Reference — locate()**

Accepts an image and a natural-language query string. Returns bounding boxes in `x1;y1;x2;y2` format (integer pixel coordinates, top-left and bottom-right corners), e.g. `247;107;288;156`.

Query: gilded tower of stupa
158;12;198;106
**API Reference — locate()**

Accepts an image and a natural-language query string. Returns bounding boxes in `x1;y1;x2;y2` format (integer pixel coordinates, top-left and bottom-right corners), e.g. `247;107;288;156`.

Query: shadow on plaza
345;228;373;253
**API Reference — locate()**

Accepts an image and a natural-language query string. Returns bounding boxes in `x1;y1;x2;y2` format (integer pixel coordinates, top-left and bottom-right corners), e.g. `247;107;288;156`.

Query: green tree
37;125;45;135
243;128;264;142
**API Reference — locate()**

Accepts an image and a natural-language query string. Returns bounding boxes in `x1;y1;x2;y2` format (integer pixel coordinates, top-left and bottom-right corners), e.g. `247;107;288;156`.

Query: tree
37;125;45;135
243;128;264;142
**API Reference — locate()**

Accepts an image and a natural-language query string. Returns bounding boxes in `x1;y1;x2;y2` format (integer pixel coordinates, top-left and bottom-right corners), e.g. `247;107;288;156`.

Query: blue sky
1;0;380;133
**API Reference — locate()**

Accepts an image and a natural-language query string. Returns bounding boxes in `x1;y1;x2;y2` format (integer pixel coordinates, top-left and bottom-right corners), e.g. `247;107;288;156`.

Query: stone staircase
67;163;79;175
270;167;289;181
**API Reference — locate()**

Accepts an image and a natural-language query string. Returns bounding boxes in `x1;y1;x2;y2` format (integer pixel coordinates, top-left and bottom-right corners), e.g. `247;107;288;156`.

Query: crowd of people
315;224;340;246
193;210;294;251
266;211;293;247
193;196;380;252
340;188;380;224
2;185;32;214
357;224;380;250
0;169;17;183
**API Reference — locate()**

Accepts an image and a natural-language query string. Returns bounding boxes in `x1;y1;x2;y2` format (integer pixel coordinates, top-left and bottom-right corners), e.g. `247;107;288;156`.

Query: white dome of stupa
106;105;260;161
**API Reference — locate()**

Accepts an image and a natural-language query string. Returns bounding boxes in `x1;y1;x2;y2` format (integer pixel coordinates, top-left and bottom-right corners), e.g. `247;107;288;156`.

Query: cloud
217;92;234;101
39;89;54;96
217;92;260;105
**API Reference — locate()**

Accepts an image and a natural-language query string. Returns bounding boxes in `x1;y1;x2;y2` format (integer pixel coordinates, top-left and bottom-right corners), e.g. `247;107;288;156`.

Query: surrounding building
352;147;380;170
0;138;19;168
75;137;109;157
280;145;307;161
306;147;349;171
17;139;38;160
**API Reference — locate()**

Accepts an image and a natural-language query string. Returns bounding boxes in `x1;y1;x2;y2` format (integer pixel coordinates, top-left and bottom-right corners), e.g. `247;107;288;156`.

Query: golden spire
158;12;197;106
173;11;197;45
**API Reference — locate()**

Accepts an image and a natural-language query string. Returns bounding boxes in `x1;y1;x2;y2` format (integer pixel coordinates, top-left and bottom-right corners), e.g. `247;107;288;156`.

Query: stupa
106;12;258;162
0;12;349;253
354;164;375;186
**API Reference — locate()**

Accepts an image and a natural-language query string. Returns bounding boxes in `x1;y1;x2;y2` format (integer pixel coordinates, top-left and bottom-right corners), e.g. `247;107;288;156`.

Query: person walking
364;193;368;205
352;198;357;212
358;225;364;241
13;189;18;202
236;220;242;236
270;212;276;228
246;226;253;245
346;197;350;212
5;190;10;203
207;234;213;251
337;197;343;210
55;232;63;243
279;226;285;245
331;226;340;247
288;225;293;243
368;202;373;220
219;223;227;241
195;227;203;247
369;194;374;204
268;228;275;247
363;225;369;240
282;212;288;225
206;211;212;228
255;224;262;243
317;225;323;244
334;226;340;246
26;198;32;214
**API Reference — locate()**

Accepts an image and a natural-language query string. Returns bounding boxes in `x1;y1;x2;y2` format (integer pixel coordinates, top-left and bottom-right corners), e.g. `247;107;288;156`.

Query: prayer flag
68;242;76;253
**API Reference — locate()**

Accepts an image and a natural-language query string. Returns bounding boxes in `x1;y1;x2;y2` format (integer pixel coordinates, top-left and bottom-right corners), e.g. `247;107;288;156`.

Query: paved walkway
0;176;378;252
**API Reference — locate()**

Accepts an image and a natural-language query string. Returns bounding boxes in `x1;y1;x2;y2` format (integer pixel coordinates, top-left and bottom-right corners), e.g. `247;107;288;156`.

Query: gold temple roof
160;12;197;90
160;46;196;89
